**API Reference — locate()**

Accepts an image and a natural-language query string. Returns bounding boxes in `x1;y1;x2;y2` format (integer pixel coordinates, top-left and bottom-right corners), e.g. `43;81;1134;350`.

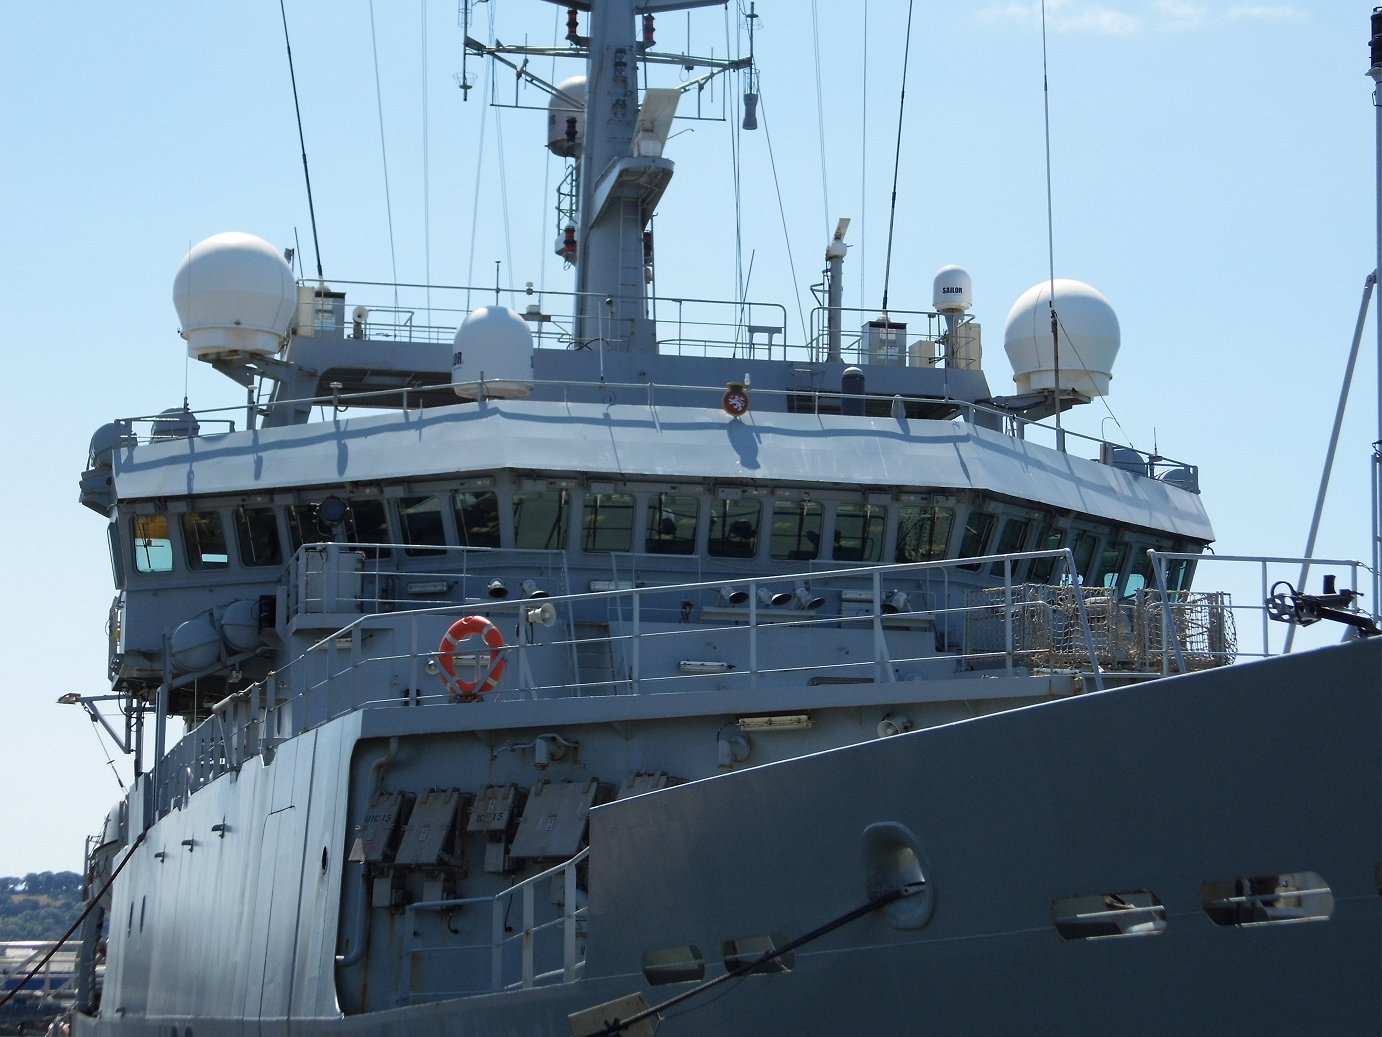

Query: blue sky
0;1;1375;875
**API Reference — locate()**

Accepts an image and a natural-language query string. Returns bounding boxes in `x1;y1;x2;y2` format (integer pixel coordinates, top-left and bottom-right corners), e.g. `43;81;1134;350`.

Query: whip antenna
879;0;915;314
280;0;324;279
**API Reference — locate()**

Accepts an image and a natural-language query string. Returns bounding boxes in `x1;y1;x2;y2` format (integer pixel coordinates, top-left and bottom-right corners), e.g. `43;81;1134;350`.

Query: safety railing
151;547;1376;819
395;847;588;1000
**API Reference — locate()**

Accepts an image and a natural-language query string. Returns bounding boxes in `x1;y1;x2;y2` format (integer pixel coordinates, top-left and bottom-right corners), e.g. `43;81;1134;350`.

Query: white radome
933;265;973;313
452;306;535;400
1003;279;1120;396
547;76;587;157
173;232;297;359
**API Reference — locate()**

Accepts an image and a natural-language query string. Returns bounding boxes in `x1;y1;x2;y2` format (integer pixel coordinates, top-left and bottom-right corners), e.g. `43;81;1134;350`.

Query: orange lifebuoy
438;615;507;700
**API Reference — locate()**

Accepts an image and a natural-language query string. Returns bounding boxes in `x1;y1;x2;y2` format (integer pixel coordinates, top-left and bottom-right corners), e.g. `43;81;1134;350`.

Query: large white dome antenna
1003;279;1120;398
173;232;297;360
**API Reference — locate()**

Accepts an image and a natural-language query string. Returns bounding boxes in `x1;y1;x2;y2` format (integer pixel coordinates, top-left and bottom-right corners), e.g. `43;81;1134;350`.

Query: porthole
1052;890;1167;940
1200;871;1332;927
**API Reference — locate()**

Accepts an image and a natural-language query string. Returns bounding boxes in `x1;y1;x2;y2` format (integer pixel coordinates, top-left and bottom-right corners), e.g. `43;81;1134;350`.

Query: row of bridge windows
127;486;1194;591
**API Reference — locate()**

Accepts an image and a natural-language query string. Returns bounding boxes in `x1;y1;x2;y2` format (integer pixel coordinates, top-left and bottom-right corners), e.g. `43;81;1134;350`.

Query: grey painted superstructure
62;4;1381;1036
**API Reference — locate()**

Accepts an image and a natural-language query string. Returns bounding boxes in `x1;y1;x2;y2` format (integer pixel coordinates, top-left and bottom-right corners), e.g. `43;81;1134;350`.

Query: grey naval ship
63;3;1382;1035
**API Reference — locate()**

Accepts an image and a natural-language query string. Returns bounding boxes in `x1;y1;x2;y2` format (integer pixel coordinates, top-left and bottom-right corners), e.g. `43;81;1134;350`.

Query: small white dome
933;265;972;313
173;232;296;359
452;306;534;400
547;76;587;157
1003;279;1119;397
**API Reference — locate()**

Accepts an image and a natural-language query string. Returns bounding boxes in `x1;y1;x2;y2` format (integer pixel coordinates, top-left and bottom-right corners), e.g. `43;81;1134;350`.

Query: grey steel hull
74;635;1381;1035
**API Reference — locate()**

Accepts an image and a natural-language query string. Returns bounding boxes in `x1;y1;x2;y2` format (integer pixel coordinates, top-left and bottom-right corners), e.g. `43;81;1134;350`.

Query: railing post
630;587;641;694
1061;549;1105;692
490;894;506;992
521;881;535;989
748;582;759;691
1002;558;1015;677
563;859;579;981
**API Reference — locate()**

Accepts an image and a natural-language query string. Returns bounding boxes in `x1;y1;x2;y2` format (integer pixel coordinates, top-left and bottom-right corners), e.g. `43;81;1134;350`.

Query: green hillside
0;874;83;941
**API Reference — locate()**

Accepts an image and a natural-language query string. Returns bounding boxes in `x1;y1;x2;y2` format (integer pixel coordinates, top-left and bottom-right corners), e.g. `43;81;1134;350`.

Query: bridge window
1125;547;1154;594
709;498;762;558
287;499;391;558
1097;542;1130;589
644;493;698;554
770;499;822;561
287;504;327;551
895;506;953;563
989;518;1032;577
513;489;569;550
1071;531;1099;582
832;503;885;563
234;507;282;567
397;495;447;556
454;490;501;548
346;499;390;555
181;511;229;570
1029;523;1065;582
1166;555;1196;591
958;511;997;570
582;492;635;553
132;514;174;573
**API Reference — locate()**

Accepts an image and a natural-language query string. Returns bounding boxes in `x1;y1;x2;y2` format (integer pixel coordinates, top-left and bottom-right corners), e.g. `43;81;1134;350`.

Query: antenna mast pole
1370;7;1382;618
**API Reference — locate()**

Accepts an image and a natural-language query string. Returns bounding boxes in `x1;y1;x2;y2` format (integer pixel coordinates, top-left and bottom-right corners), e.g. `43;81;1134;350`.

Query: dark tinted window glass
454;491;501;548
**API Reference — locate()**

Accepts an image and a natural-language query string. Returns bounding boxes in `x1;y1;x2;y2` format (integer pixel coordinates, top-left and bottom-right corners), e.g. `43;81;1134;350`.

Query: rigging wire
464;2;497;308
859;0;868;314
588;882;922;1035
810;0;830;236
1036;1;1132;446
279;0;324;279
1041;0;1059;437
86;710;126;790
496;108;515;295
422;0;432;317
757;93;809;344
539;6;561;297
368;0;400;306
729;3;746;329
879;0;916;314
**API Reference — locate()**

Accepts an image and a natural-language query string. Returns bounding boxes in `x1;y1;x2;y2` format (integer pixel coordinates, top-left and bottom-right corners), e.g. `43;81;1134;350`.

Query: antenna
1040;0;1063;451
278;0;324;279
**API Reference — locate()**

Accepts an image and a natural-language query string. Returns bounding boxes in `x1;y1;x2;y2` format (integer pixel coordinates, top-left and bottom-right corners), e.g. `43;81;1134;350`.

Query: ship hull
76;636;1381;1036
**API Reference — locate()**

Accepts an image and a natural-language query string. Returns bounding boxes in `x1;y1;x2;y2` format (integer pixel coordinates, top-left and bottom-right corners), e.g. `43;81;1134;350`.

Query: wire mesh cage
965;584;1235;671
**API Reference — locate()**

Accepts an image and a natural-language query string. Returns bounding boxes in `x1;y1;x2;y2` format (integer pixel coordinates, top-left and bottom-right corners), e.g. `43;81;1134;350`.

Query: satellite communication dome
1003;279;1119;397
547;76;587;157
173;232;296;360
452;306;535;400
933;265;973;313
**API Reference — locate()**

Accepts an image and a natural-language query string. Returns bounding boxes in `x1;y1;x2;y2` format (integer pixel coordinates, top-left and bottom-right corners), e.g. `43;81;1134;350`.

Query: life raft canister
437;615;507;700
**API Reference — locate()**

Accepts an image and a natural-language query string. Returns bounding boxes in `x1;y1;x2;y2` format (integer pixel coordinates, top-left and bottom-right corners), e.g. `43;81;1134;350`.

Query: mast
569;0;726;354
